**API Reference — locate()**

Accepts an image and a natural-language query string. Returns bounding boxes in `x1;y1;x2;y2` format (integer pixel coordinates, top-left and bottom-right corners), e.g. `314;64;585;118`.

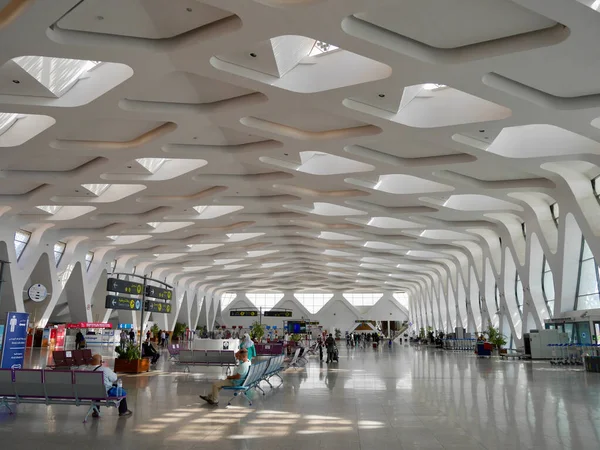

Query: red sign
66;322;112;329
55;325;66;348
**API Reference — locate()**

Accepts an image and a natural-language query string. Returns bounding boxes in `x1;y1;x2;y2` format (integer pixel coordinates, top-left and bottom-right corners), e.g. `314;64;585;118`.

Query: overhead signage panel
106;278;144;296
145;285;172;300
144;300;172;314
264;310;292;317
230;310;258;317
105;295;141;311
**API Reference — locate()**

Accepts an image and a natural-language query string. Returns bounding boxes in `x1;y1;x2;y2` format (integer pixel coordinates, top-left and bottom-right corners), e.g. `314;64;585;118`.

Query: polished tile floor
1;344;600;449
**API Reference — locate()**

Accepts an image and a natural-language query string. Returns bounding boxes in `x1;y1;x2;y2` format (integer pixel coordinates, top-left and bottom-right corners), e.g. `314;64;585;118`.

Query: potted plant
151;323;160;341
114;342;150;373
250;321;265;342
172;322;186;342
334;328;341;340
485;325;508;355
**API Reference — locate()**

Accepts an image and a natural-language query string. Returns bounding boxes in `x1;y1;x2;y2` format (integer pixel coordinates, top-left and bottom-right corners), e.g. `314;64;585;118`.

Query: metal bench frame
175;349;237;374
0;368;124;423
222;355;286;406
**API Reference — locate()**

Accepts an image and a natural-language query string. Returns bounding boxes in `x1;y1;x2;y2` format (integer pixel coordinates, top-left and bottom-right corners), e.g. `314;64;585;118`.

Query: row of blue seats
223;355;285;406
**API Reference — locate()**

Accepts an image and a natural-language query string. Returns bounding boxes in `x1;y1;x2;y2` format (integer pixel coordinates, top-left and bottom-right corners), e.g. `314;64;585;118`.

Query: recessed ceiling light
96;15;104;20
378;94;385;98
186;7;192;12
12;80;20;84
250;53;257;58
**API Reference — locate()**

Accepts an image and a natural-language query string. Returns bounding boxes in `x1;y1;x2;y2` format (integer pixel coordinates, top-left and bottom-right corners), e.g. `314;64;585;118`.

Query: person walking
325;333;336;363
75;330;85;350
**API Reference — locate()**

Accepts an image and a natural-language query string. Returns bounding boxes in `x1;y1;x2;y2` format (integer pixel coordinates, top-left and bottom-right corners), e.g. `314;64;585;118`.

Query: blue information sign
1;312;30;369
0;325;4;351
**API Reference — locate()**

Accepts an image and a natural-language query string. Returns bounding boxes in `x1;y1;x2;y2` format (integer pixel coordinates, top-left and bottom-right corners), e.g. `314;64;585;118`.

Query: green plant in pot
250;321;265;342
115;342;141;361
485;325;508;354
151;323;159;339
173;322;187;340
114;342;149;373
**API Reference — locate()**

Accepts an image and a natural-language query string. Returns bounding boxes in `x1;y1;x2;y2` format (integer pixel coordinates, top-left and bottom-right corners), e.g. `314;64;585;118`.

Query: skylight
136;158;169;173
36;205;63;214
422;83;447;91
0;112;23;136
81;183;111;196
13;56;100;97
309;41;339;56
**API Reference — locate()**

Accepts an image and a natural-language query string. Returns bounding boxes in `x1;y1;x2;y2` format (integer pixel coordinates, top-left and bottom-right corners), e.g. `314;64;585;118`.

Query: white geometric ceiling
0;0;598;293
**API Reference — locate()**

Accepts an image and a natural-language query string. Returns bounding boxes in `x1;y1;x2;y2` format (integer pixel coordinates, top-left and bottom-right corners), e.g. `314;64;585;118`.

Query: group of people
345;332;381;348
145;329;170;347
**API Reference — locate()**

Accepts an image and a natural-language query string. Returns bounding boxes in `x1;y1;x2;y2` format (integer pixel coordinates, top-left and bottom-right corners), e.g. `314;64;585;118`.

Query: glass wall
515;272;524;316
343;292;383;306
246;292;284;311
575;237;600;310
542;257;555;316
220;292;237;309
294;293;333;313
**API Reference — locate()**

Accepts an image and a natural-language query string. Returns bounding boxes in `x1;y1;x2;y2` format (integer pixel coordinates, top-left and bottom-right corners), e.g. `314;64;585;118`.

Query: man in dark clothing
75;330;85;350
129;330;135;343
325;334;336;363
142;340;160;364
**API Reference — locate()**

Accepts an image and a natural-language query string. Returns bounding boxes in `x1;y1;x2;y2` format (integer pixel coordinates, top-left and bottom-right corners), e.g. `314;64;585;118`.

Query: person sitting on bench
199;348;250;406
88;354;132;417
142;340;160;364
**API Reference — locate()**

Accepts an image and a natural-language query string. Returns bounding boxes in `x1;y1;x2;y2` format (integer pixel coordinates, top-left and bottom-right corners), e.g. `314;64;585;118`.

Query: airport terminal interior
1;0;600;448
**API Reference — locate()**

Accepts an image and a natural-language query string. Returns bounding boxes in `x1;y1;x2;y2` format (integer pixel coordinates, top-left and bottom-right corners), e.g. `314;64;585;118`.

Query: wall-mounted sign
230;310;258;317
67;322;113;329
105;295;141;311
145;285;172;300
106;278;144;296
1;312;29;369
27;284;48;302
264;310;292;317
144;300;172;314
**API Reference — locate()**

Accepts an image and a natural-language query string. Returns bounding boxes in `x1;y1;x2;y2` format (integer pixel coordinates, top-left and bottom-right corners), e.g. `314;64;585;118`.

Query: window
575;237;600;310
550;203;559;227
85;251;94;271
110;259;117;273
542;257;555;316
53;241;66;266
393;292;410;311
247;292;283;311
494;283;500;311
515;272;523;316
343;292;383;306
220;292;237;310
14;230;31;261
593;175;600;203
295;293;333;313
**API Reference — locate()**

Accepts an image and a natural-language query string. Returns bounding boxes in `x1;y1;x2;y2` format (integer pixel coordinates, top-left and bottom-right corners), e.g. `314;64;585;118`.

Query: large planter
114;358;150;373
